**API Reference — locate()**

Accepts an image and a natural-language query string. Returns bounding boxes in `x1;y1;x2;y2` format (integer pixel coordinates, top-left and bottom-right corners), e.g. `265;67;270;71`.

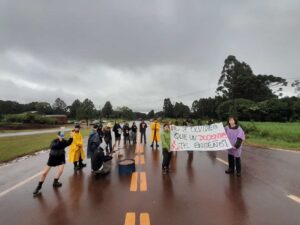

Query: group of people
33;116;245;196
32;120;149;196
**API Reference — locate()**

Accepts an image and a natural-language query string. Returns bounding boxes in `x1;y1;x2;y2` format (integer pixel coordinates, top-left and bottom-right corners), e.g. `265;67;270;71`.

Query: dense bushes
216;97;300;122
3;113;55;125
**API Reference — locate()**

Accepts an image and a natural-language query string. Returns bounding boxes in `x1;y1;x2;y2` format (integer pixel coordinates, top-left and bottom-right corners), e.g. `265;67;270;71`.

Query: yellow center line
140;155;145;165
140;172;147;192
140;213;150;225
130;172;138;192
134;155;139;165
124;213;151;225
140;144;145;154
124;212;136;225
135;144;140;154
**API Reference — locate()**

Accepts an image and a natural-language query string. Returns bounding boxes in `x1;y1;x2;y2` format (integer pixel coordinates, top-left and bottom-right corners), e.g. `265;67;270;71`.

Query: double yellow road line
125;139;151;225
130;172;147;192
124;212;150;225
131;143;148;192
135;155;145;165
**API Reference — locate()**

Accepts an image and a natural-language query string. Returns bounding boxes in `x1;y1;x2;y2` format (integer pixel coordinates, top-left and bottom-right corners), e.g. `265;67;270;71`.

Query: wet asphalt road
0;129;72;138
0;133;300;225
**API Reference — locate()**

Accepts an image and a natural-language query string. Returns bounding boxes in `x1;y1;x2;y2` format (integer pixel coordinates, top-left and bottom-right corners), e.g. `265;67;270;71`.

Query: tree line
1;55;299;122
163;55;300;122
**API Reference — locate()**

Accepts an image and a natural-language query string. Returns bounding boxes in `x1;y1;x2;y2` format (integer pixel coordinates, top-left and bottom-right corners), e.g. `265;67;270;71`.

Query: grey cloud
0;0;299;112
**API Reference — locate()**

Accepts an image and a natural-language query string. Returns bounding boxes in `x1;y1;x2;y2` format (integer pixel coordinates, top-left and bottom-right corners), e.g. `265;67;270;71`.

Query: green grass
0;129;90;163
240;122;300;151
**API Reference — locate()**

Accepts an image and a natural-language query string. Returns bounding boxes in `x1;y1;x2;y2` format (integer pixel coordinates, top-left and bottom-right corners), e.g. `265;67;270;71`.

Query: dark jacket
103;128;112;142
131;124;138;133
87;131;101;158
123;125;130;137
97;127;104;143
113;124;122;137
50;138;73;156
139;122;148;133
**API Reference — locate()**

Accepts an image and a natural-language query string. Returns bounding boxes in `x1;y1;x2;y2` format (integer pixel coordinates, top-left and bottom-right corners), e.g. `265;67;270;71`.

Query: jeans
131;132;137;144
140;132;146;144
124;136;130;145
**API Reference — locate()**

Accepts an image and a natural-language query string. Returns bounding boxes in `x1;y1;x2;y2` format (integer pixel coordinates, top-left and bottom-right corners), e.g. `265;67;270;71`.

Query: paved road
0;132;300;225
0;129;72;138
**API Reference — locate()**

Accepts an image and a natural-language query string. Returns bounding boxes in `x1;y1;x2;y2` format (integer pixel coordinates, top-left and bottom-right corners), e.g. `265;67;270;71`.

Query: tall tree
102;101;113;118
35;102;53;115
118;106;134;120
217;55;287;102
0;100;22;114
292;80;300;97
192;98;217;119
52;98;67;114
173;102;190;118
163;98;174;118
147;110;155;119
69;99;82;119
77;99;96;125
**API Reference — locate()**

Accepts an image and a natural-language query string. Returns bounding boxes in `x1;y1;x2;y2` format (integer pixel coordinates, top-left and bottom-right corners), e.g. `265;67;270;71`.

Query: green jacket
161;131;170;150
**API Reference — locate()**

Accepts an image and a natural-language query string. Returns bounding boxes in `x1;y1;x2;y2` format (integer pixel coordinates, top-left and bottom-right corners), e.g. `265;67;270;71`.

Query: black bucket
118;159;135;175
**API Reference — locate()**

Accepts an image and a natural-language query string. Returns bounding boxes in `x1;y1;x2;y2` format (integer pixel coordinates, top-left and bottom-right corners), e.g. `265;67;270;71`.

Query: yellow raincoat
68;131;85;163
150;121;161;142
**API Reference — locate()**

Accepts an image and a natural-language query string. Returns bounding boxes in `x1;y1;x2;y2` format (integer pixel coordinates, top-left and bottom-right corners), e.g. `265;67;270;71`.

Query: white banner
170;123;232;151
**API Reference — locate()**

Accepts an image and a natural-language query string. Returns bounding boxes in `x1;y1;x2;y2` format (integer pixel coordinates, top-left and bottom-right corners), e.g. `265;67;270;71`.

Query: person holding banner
150;119;160;148
225;116;245;177
161;123;172;174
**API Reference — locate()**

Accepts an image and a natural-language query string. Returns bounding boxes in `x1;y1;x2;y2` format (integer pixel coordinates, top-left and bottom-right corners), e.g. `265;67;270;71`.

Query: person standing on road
139;120;148;144
150;119;160;148
69;124;86;171
103;123;113;154
97;123;104;143
33;131;73;196
225;116;245;177
113;122;122;149
87;124;102;162
123;122;131;146
161;123;172;174
131;122;138;144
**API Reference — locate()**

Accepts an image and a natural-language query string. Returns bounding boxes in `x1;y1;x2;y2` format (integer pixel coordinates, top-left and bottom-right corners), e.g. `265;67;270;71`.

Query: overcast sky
0;0;299;112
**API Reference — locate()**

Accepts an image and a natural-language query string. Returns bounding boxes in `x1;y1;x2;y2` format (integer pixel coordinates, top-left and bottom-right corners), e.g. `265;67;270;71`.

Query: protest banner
170;123;232;151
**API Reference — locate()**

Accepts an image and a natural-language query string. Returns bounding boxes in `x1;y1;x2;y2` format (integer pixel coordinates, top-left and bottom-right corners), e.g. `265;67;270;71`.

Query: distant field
240;121;300;151
0;128;90;163
161;118;300;151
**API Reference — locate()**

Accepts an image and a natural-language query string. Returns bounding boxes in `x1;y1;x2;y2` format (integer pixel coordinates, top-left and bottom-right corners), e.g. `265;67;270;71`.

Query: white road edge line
216;157;300;205
287;194;300;204
216;157;229;166
0;172;42;198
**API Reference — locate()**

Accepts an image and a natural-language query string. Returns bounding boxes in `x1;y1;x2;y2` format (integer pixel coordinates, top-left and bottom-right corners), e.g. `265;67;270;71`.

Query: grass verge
0;129;90;163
